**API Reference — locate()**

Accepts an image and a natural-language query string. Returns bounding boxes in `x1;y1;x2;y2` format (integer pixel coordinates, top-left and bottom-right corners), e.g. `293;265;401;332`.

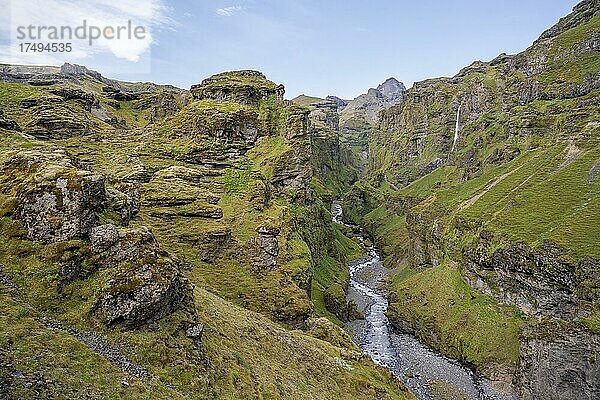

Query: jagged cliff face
519;321;600;400
348;1;600;398
0;67;412;399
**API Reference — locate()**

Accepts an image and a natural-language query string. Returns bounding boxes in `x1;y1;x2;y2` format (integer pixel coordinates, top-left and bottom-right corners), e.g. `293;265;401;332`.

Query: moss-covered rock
0;148;106;243
92;226;189;327
190;70;285;106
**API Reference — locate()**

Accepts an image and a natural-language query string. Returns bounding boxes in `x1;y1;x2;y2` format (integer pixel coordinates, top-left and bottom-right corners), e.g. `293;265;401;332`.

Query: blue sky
148;0;580;98
0;0;581;99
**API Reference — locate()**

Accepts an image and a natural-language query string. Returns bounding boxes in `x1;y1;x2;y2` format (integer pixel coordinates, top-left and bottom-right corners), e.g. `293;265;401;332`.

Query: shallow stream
332;202;516;400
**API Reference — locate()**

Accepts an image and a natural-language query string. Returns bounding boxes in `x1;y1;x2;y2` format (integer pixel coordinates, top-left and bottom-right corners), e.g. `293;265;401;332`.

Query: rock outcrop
519;323;600;400
0;148;189;329
270;107;313;200
0;109;21;131
190;70;285;106
248;222;280;270
91;226;188;327
155;99;261;166
0;148;105;243
464;240;598;319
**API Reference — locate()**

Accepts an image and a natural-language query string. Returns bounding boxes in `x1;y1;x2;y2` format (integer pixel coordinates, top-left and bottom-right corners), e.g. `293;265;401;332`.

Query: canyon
0;1;599;399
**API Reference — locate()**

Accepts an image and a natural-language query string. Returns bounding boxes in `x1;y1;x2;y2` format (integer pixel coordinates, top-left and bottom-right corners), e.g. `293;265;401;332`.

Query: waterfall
451;104;461;152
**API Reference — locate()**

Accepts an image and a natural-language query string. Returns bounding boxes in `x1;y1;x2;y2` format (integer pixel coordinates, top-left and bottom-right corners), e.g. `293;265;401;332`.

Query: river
332;202;517;400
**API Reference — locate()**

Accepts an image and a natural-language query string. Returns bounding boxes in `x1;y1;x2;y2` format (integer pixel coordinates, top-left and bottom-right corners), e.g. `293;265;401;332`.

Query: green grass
195;71;281;92
291;95;324;107
111;100;149;127
363;205;409;268
387;262;525;375
247;135;290;179
548;14;600;56
439;143;600;259
0;82;46;111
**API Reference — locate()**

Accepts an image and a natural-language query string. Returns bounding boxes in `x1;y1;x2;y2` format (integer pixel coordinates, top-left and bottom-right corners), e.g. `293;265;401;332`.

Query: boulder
94;260;186;327
0;148;106;243
93;226;187;327
185;323;204;349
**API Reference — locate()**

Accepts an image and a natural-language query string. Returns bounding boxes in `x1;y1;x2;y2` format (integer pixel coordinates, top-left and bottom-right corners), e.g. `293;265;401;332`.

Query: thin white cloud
2;0;172;64
216;6;243;17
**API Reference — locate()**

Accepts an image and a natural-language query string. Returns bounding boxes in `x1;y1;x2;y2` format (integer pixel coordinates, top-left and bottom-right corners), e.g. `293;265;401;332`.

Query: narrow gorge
334;202;514;400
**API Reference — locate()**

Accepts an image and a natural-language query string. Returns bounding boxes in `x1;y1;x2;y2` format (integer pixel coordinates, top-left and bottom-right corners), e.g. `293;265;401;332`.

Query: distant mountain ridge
340;77;406;126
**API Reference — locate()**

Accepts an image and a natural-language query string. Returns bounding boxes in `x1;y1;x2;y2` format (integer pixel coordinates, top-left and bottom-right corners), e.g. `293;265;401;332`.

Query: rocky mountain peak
60;63;102;80
376;77;406;102
338;76;407;131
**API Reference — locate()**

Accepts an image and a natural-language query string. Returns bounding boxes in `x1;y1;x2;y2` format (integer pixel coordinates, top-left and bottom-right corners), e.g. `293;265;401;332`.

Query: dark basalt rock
519;323;600;400
308;100;339;132
134;91;188;122
185;323;204;349
463;239;594;319
102;86;140;101
0;110;20;131
271;146;312;199
325;95;349;112
49;87;96;111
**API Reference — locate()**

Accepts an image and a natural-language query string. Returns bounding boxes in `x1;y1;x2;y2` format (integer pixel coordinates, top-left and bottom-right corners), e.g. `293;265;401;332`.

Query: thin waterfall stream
451;104;462;152
332;202;517;400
